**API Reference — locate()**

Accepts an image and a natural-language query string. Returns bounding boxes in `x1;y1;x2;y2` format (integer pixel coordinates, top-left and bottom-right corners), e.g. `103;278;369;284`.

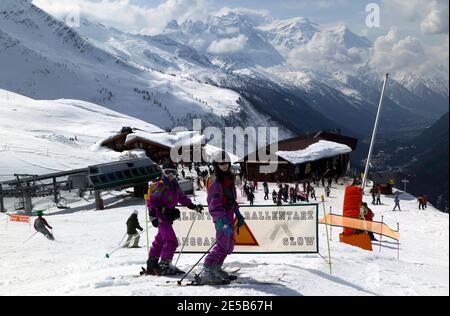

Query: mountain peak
166;20;180;30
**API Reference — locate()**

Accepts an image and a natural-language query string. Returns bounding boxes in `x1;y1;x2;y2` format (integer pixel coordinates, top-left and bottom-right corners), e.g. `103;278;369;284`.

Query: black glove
195;204;204;214
149;209;159;228
188;204;204;214
150;217;159;228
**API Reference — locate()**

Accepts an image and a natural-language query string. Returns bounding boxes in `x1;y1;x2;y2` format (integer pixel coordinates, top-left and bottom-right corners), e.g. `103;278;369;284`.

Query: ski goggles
163;169;177;177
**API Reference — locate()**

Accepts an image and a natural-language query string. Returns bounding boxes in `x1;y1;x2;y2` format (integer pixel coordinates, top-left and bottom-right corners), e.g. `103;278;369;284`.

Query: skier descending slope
34;211;55;241
146;169;203;276
195;151;246;285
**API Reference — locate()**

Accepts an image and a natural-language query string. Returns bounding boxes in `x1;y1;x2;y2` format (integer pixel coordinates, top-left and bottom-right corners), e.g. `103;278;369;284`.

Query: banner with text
171;204;319;254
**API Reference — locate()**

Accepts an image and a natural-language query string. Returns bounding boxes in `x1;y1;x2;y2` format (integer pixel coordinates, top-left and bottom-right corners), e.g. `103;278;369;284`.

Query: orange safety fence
319;213;400;241
9;215;31;223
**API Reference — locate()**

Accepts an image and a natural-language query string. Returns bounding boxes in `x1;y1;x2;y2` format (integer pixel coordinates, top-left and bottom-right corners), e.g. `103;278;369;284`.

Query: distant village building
370;171;397;195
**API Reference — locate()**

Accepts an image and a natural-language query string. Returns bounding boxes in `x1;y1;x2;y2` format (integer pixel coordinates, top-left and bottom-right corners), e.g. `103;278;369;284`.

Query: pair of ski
137;267;283;287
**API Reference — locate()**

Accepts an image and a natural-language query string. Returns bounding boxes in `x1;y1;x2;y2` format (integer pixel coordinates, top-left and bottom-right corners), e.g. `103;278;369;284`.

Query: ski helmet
210;150;231;167
36;210;44;216
132;210;139;215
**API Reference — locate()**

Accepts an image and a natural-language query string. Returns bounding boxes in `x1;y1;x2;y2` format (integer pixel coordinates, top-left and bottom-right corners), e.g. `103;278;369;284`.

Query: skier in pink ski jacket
146;169;203;276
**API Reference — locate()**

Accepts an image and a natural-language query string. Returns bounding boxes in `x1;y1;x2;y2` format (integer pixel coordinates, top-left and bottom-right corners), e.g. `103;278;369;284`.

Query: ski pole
23;231;38;244
321;196;332;275
144;195;150;255
106;225;151;259
118;233;127;246
178;223;238;285
175;212;198;266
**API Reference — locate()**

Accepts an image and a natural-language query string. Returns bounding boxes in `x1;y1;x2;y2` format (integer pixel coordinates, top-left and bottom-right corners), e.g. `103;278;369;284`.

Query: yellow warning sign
234;218;259;246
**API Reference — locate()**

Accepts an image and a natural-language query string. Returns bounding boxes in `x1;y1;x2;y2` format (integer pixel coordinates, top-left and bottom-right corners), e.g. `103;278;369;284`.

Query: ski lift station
0;158;163;214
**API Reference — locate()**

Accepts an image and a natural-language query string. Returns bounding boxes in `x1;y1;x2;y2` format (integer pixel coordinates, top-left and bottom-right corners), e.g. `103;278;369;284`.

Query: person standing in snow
418;195;424;210
393;195;401;211
310;187;317;201
325;186;331;198
376;190;382;205
272;189;278;204
248;190;255;206
423;195;428;209
263;182;269;200
34;211;54;241
196;151;246;285
371;188;377;205
123;210;143;248
146;170;203;276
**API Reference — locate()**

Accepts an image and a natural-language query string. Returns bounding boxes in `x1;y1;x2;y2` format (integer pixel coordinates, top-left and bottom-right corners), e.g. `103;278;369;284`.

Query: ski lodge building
238;131;358;183
100;127;205;165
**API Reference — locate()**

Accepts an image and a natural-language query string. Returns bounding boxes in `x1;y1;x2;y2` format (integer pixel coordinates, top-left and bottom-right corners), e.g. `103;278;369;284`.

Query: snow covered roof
203;144;241;166
125;130;205;149
276;140;352;165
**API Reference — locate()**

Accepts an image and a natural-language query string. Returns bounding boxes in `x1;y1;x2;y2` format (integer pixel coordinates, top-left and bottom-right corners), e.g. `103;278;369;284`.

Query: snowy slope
0;89;447;295
0;178;447;296
0;89;162;181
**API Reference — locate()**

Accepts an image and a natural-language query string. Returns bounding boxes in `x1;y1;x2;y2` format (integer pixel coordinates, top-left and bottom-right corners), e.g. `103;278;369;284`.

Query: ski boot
142;256;161;276
215;265;238;281
159;259;185;276
194;264;230;286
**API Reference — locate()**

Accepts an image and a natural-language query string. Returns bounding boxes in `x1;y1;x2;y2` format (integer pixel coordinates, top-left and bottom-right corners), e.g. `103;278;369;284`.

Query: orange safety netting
319;213;400;241
9;215;30;223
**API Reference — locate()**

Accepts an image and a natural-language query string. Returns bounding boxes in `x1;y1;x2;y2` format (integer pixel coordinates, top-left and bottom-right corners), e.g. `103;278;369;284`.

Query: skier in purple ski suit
196;151;246;285
146;169;203;275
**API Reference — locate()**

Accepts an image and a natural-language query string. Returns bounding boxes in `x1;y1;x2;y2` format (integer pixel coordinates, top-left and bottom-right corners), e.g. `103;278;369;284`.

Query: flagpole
362;73;390;193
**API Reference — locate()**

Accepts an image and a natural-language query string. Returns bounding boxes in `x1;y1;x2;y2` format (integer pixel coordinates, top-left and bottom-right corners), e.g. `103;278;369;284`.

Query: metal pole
53;177;58;204
0;184;5;213
145;197;150;255
321;197;332;275
175;212;198;266
379;215;384;253
362;73;390;192
329;206;333;241
23;231;39;244
397;223;400;260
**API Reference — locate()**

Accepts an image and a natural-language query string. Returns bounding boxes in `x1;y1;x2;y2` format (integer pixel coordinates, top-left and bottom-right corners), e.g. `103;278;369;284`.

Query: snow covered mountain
0;0;287;136
1;1;448;138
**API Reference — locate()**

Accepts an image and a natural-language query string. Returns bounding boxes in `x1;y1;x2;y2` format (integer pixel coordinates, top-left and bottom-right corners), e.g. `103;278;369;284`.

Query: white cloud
207;35;248;54
382;0;449;35
32;0;210;34
421;7;449;35
369;28;449;77
370;28;426;72
287;29;368;70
